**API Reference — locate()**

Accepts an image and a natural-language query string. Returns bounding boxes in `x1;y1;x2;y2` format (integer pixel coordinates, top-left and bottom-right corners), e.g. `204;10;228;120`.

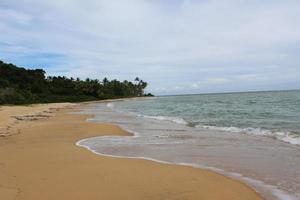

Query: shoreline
0;102;264;200
76;136;292;200
77;99;299;200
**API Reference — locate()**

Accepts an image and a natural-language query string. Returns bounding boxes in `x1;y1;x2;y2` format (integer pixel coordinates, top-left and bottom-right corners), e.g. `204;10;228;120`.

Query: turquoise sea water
77;90;300;200
114;90;300;144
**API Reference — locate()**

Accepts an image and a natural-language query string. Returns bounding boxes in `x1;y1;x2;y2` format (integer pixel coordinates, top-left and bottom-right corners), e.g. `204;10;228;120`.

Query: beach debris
12;113;52;121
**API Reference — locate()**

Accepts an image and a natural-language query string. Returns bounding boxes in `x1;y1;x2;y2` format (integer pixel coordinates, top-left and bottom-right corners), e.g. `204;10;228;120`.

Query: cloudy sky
1;0;300;95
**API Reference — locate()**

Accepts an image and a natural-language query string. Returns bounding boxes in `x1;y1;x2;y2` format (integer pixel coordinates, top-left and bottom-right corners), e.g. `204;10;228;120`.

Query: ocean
77;90;300;200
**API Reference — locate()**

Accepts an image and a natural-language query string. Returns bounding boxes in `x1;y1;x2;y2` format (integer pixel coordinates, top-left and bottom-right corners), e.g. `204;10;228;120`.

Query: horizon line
157;89;300;97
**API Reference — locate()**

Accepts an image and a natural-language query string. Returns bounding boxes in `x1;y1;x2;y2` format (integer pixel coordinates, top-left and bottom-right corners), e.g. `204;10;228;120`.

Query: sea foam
199;125;300;145
131;112;300;145
76;135;298;200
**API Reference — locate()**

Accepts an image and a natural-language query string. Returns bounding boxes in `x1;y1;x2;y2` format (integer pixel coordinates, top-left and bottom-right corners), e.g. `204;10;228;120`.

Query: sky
0;0;300;95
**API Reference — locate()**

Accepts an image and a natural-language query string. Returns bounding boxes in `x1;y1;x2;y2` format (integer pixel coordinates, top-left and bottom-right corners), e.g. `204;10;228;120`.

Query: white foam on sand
76;135;298;200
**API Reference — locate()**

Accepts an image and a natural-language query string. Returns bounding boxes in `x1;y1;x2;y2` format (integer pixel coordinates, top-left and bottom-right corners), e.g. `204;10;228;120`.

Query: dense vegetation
0;60;153;104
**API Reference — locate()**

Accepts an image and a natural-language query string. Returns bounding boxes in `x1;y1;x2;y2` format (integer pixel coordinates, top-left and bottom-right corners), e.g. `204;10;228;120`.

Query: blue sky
1;0;300;95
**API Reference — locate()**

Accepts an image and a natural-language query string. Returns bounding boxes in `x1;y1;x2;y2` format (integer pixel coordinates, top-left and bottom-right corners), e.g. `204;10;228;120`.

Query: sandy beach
0;102;264;200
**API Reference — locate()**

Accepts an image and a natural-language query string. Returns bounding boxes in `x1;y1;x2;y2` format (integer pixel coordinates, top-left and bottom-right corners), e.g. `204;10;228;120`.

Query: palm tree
103;77;109;85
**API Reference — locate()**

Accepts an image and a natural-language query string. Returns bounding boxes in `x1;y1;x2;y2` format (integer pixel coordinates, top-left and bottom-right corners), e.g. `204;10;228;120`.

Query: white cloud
0;0;300;94
0;8;32;26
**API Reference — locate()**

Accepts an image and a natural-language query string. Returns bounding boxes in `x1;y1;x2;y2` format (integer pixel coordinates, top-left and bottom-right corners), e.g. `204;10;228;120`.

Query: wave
199;125;300;146
106;102;115;108
106;102;188;125
106;102;300;146
138;114;189;125
136;113;300;146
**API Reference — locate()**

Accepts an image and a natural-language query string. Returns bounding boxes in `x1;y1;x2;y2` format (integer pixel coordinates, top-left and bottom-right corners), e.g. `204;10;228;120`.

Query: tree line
0;60;153;104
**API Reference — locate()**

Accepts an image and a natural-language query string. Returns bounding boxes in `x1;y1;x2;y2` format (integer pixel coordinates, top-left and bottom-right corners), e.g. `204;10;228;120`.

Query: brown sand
0;103;264;200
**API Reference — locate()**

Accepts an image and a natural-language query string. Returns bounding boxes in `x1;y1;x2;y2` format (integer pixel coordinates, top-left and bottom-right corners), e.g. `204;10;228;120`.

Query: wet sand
0;103;264;200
